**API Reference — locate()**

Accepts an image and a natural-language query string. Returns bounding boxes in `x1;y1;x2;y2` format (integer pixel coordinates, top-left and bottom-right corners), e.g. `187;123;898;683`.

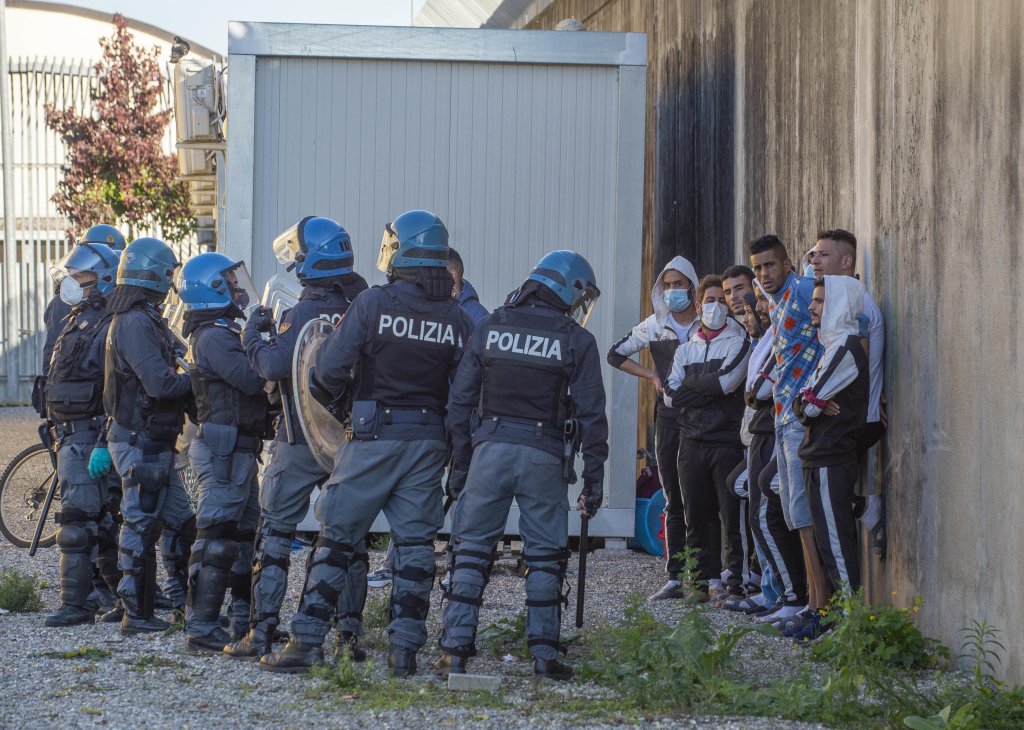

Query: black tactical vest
103;305;183;438
188;322;268;433
354;288;464;412
478;307;574;428
45;305;111;422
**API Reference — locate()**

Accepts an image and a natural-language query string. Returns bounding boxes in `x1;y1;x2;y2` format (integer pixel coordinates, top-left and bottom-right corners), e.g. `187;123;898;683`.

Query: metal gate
0;56;198;402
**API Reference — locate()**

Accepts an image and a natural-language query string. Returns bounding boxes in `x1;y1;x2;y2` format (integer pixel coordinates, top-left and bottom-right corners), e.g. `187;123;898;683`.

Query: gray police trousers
440;440;569;662
249;440;328;634
109;436;195;614
54;431;121;601
290;438;447;652
185;435;260;639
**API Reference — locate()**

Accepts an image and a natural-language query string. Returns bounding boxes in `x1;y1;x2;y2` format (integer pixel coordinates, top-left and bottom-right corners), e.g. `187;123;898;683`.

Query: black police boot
387;646;418;677
120;557;168;635
185;541;237;653
187;626;233;653
333;631;367;662
120;613;170;635
45;526;95;628
533;657;574;681
224;623;273;661
259;640;324;674
433;653;468;677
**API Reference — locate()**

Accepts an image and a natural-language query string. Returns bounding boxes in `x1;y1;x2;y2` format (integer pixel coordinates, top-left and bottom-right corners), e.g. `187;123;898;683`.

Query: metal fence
0;56;198;401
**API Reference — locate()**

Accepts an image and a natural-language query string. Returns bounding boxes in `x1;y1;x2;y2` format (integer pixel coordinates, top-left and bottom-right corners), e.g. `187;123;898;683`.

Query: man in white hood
791;275;869;642
662;275;751;602
608;256;700;599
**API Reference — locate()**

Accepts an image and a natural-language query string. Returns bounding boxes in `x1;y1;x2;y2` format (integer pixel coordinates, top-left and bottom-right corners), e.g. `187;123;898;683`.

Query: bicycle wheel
0;443;58;549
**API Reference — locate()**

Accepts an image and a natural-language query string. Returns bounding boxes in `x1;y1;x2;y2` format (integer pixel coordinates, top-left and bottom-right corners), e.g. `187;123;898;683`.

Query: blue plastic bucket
631;490;666;557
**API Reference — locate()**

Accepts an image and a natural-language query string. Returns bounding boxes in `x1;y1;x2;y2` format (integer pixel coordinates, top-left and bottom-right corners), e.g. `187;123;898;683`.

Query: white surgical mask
700;301;727;331
59;276;84;306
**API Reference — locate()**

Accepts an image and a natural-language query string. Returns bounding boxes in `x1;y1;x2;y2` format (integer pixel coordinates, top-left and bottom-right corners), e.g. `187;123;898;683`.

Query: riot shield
292;317;346;472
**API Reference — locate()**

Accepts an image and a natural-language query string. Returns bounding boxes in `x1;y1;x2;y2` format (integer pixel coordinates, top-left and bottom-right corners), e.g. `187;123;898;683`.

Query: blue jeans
775;421;812;530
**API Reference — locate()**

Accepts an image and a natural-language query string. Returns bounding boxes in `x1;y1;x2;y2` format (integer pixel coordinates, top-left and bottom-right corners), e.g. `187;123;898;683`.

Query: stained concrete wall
528;0;1024;682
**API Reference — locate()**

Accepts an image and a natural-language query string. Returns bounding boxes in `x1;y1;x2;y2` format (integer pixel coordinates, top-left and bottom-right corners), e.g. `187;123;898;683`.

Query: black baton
575;514;589;628
29;471;59;557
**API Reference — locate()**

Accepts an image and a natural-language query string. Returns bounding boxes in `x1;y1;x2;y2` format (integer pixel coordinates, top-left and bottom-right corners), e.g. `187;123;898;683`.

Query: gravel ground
0;407;829;729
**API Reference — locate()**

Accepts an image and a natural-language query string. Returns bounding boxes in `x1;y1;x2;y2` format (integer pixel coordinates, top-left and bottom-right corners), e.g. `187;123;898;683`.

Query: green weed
0;568;44;612
41;645;111;660
478;612;530;659
367;533;391;552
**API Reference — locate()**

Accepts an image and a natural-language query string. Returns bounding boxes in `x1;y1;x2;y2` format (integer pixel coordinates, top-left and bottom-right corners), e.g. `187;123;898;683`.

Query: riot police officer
41;242;122;627
40;225;127;378
225;216;368;660
435;250;609;681
177;252;269;651
260;210;474;676
102;237;195;634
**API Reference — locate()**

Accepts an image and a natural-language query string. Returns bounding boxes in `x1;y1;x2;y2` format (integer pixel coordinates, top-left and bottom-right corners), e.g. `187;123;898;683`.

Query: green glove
88;446;112;480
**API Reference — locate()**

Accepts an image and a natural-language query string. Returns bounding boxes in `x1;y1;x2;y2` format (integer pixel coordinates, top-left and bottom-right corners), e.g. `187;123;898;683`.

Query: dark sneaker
534;658;573;681
433;654;468;677
224;629;272;661
186;626;233;653
778;611;816;638
120;614;170;635
387;647;418;677
648;581;687;601
333;632;367;663
792;613;832;644
44;604;95;628
259;641;324;674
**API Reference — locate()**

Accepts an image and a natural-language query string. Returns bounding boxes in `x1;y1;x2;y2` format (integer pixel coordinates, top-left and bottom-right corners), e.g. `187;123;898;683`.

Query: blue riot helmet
273;216;353;282
177;252;258;311
116;237;179;294
526;250;601;326
81;223;127;251
376;210;449;273
52;243;121;305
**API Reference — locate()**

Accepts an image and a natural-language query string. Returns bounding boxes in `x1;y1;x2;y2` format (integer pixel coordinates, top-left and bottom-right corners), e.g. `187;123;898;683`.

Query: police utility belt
346;401;444;441
50;415;106;442
475;414;581;484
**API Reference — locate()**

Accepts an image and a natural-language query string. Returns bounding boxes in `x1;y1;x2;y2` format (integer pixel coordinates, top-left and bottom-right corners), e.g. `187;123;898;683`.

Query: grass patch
478;612;530;659
367;533;390;553
360;591;390;649
0;568;44;612
41;645;111;661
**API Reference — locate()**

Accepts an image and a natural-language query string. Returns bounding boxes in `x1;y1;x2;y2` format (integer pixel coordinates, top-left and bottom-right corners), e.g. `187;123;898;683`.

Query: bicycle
0;428;200;549
0;442;58;549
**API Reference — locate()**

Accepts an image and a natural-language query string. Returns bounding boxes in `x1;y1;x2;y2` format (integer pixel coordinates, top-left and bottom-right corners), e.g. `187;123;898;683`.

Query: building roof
414;0;554;30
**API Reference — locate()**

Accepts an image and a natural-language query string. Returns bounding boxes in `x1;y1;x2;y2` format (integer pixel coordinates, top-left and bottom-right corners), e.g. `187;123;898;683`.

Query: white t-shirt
862;291;884;423
665;314;695;343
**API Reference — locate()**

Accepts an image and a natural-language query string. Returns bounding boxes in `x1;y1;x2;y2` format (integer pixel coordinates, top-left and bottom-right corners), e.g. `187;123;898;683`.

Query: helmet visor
224;261;259;311
272;223;303;266
570;285;601;328
376;224;400;273
50;244;111;288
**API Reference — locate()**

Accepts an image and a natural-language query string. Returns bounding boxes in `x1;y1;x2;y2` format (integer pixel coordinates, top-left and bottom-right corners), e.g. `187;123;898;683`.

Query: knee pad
56;524;90;553
205;538;240;571
523;548;570;604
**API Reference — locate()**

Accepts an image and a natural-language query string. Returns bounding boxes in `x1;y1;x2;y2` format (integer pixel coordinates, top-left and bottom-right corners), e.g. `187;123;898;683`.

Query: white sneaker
859;495;882;532
367;568;393;588
757;603;806;624
649;580;687;601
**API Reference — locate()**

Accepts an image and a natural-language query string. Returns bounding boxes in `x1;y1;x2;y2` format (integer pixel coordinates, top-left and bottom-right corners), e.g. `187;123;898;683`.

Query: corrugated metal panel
251;58;618;314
